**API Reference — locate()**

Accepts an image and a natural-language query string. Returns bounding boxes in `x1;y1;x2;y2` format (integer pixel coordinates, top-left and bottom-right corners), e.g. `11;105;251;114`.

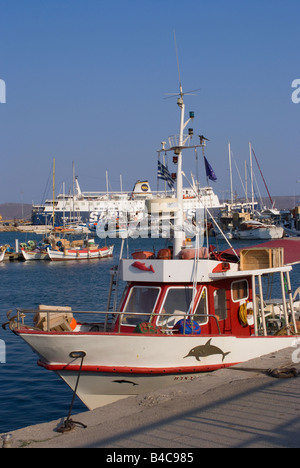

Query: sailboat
4;80;300;413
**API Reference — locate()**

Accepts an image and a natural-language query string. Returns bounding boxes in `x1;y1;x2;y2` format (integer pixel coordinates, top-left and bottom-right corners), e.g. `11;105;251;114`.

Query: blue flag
204;157;217;182
157;161;175;189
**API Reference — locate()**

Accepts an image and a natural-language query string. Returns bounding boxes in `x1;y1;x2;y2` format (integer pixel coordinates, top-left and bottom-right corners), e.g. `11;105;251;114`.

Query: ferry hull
15;330;297;410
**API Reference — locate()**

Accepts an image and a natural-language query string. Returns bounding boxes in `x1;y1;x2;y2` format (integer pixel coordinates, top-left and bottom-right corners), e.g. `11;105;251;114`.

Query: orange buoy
69;317;77;330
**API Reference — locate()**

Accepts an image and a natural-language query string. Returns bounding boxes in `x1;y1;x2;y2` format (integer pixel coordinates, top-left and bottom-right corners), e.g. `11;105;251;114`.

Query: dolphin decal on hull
184;339;231;362
112;379;139;386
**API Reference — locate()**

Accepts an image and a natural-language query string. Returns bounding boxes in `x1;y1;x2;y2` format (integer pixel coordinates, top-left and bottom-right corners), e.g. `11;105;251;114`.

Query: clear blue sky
0;0;299;204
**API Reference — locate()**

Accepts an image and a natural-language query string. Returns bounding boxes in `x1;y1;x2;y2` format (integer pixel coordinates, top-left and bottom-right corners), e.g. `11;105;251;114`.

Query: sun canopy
224;238;300;266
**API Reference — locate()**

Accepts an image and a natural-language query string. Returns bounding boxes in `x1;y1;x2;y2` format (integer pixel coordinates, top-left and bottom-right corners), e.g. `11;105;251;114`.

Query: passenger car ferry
5;84;300;411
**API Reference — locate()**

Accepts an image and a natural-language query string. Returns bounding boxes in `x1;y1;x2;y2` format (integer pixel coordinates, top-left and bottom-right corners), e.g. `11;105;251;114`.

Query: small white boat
233;220;284;240
21;248;50;261
20;240;50;261
0;246;6;262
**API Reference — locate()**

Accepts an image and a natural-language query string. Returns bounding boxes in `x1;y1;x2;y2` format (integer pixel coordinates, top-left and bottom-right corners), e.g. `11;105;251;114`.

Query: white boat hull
0;248;6;262
47;245;114;261
234;226;284;240
16;330;297;410
21;249;50;261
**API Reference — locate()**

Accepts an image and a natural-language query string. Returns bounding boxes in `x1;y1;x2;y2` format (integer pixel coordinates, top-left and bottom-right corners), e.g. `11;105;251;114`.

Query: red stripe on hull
37;359;237;374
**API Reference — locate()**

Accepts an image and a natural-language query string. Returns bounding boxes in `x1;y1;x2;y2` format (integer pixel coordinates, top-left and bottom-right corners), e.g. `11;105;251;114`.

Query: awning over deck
224;238;300;266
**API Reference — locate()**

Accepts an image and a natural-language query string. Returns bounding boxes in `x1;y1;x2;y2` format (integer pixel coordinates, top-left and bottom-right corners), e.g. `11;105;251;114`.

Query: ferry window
158;287;194;328
122;286;160;326
214;289;227;321
193;288;208;324
231;280;249;302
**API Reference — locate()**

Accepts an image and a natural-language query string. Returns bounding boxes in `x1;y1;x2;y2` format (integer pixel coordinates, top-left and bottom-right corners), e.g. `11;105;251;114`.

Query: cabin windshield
121;286;160;326
157;286;208;328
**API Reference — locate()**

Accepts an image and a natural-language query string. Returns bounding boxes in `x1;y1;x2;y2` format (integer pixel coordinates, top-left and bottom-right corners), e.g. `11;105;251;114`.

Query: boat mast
173;84;185;258
228;142;233;208
52;158;55;229
249;141;255;213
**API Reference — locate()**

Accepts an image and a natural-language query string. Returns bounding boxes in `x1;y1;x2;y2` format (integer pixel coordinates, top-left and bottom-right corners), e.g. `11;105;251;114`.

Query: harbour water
0;231;299;434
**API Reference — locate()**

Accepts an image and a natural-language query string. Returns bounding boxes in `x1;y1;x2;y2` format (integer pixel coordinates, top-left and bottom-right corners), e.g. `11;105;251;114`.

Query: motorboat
232;220;284;240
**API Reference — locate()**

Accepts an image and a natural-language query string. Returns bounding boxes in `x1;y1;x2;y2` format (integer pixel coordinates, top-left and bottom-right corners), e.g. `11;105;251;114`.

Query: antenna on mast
174;31;182;95
164;35;201;100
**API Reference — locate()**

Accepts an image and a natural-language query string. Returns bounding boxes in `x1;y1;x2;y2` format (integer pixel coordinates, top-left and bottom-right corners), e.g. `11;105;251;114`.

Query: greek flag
157;161;175;189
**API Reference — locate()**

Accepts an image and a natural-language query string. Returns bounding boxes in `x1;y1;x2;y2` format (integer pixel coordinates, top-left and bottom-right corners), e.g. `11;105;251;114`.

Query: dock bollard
2;434;13;448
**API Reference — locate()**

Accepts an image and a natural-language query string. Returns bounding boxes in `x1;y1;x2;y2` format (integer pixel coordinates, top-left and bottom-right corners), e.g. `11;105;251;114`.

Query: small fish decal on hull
113;379;139;386
132;261;155;273
184;339;231;362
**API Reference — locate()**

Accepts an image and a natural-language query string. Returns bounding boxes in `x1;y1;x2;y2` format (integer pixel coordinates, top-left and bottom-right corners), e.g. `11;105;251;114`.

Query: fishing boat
21;240;50;261
4;82;300;414
46;237;114;261
21;247;50;261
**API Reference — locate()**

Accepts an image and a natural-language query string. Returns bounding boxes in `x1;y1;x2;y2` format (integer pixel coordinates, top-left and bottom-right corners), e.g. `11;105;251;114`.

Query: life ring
238;302;248;326
238;301;254;327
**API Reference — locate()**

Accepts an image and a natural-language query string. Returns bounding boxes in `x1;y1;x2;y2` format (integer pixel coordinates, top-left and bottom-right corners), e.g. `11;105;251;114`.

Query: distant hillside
0;203;32;221
256;196;297;210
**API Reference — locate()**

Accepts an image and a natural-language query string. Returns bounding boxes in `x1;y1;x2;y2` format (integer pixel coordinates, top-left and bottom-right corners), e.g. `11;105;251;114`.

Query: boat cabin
114;276;254;337
110;245;298;338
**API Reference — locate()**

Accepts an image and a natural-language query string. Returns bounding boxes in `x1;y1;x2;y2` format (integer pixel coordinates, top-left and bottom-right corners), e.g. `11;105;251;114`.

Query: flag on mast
204;156;217;182
157;160;175;189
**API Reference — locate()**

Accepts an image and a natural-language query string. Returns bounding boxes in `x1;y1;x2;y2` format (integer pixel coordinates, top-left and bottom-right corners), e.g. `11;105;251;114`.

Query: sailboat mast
52;158;55;228
228;142;233;207
249;142;255;213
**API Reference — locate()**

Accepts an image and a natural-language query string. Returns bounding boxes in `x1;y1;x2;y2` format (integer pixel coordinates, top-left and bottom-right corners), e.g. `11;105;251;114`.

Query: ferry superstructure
31;177;223;226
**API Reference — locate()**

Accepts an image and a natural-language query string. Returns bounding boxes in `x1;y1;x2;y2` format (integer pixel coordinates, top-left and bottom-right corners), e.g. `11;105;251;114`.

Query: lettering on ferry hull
184;339;231;362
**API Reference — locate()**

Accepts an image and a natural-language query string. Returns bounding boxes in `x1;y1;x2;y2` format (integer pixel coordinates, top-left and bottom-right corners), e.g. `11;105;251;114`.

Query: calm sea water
0;231;299;433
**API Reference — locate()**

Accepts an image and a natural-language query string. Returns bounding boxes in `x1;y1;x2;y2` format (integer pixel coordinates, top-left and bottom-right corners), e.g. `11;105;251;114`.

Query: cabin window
158;287;208;328
193;287;208;324
231;280;249;302
121;286;160;326
214;289;227;321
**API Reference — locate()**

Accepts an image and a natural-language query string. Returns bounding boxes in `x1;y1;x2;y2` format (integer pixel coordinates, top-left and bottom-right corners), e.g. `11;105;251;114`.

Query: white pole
173;87;185;258
249;142;255;213
252;275;258;336
258;275;267;336
280;271;291;335
228;142;233;206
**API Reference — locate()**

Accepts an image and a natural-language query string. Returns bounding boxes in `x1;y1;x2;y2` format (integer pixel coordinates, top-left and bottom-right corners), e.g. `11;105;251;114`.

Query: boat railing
7;308;221;335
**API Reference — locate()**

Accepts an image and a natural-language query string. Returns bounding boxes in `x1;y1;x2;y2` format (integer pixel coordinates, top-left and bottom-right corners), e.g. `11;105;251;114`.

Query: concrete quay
2;347;300;449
